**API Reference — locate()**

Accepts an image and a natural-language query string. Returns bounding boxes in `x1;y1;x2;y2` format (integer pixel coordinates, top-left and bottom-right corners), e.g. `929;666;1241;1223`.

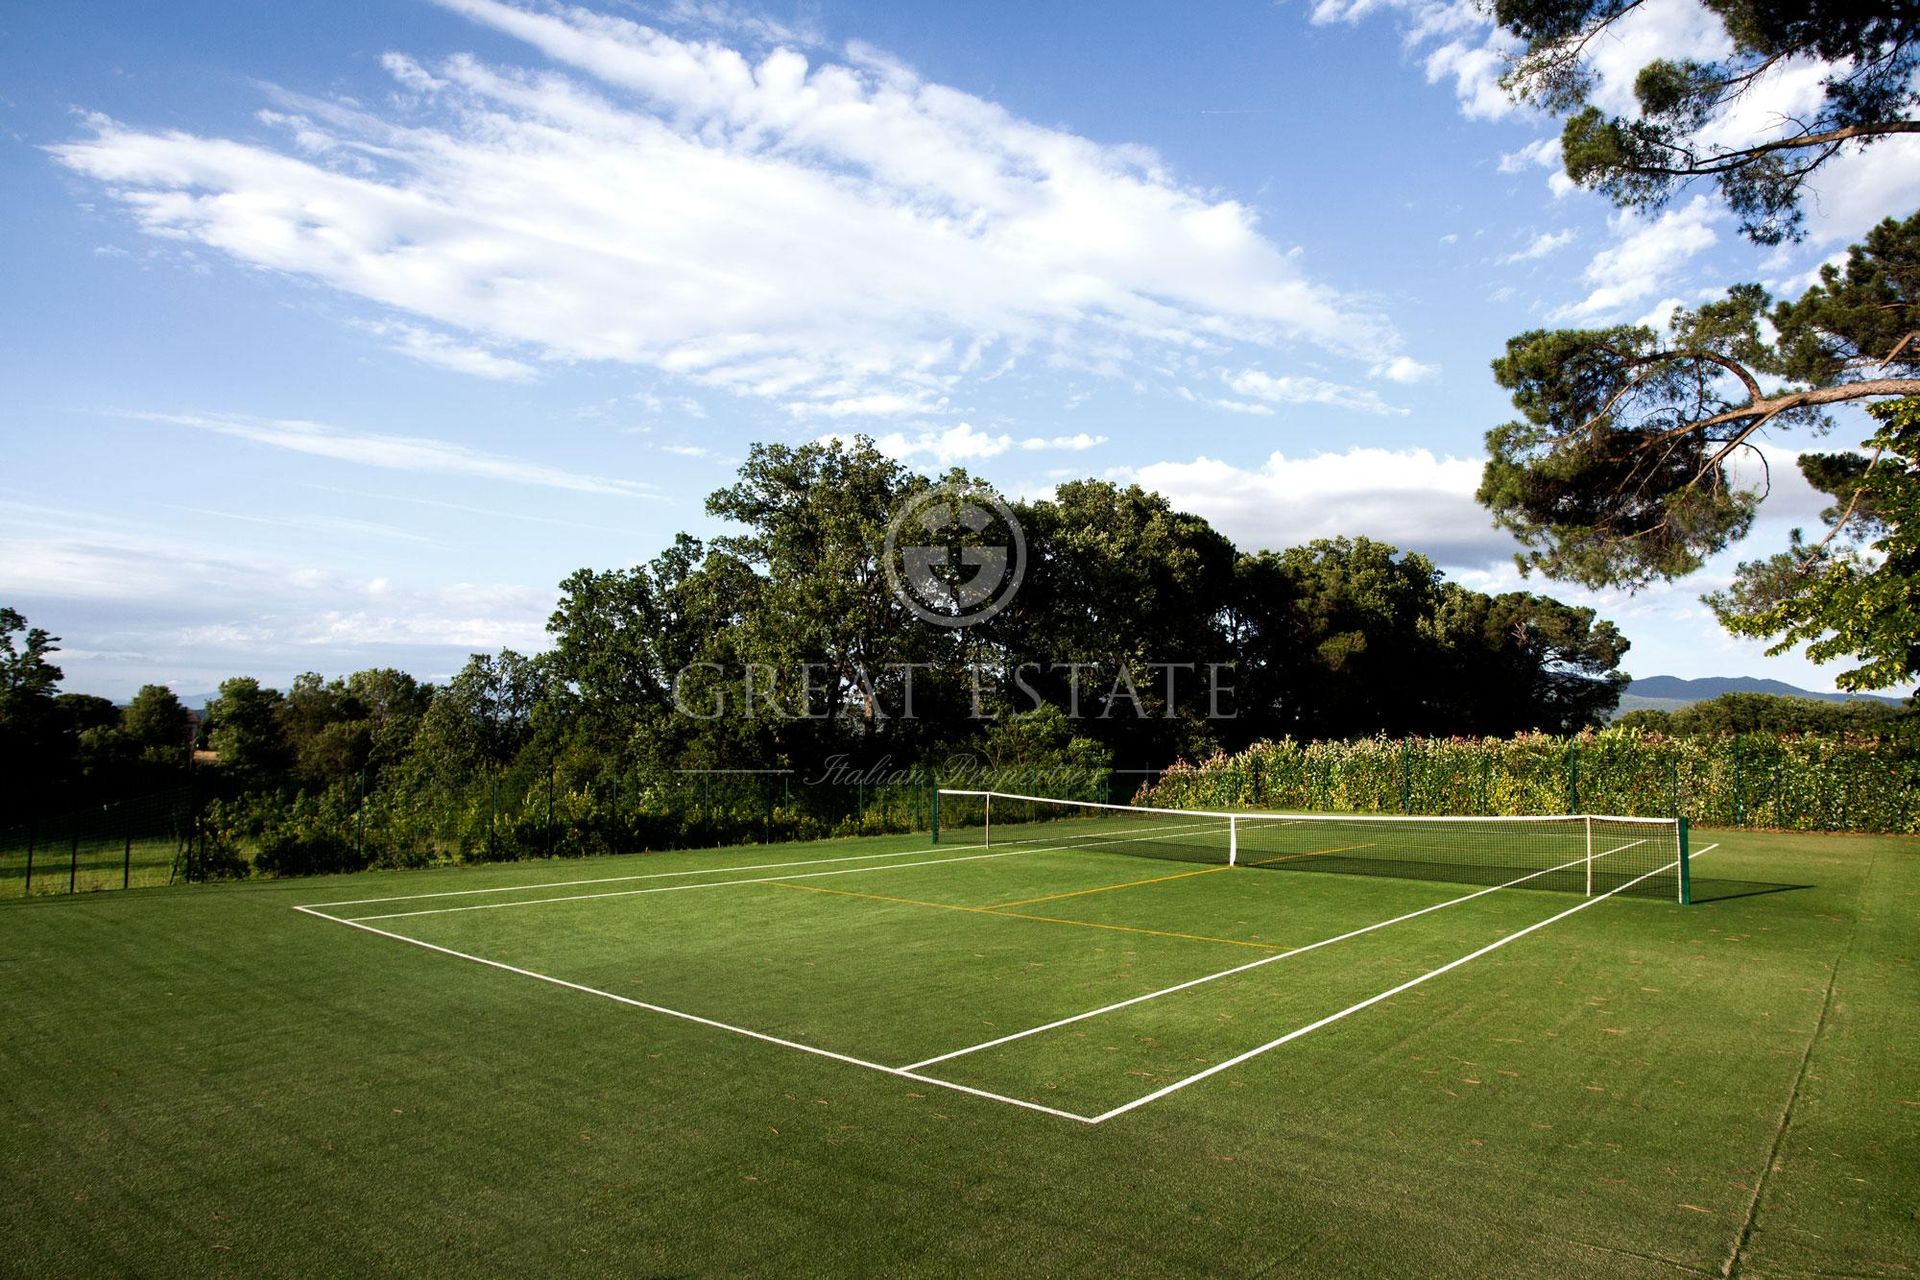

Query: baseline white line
1088;850;1710;1123
899;838;1651;1071
335;846;1057;923
309;843;977;909
294;904;1095;1124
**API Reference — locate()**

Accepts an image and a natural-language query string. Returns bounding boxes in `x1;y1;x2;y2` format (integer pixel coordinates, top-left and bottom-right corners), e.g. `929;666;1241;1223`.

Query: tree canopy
1479;6;1920;700
1498;0;1920;244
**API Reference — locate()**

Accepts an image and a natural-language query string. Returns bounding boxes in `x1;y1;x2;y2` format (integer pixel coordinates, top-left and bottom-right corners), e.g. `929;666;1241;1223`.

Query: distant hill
1616;675;1905;717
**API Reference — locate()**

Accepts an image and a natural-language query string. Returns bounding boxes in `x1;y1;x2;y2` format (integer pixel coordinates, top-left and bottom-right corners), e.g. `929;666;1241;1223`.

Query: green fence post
123;820;132;891
1732;735;1744;826
1678;816;1692;905
1567;740;1580;814
930;784;941;846
24;816;35;897
1405;736;1420;817
356;769;366;864
69;829;80;894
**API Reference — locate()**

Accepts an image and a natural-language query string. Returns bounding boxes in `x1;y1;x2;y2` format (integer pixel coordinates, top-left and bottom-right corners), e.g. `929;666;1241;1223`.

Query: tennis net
934;790;1688;902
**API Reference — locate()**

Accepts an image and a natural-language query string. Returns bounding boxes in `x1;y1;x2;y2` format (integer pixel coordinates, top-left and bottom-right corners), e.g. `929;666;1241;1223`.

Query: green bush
1143;729;1920;833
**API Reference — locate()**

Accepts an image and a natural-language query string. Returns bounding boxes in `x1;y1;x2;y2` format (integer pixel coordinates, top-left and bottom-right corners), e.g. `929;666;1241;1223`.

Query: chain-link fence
0;786;200;898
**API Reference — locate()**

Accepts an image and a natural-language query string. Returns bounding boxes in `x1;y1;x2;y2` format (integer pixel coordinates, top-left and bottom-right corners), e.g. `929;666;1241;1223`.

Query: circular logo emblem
884;484;1027;627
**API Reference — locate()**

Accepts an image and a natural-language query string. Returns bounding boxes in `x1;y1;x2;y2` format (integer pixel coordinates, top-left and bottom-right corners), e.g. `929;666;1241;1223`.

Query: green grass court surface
2;821;1914;1277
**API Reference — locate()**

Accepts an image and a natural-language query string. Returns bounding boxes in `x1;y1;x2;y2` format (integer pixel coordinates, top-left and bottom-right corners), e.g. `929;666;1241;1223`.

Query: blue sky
4;0;1917;700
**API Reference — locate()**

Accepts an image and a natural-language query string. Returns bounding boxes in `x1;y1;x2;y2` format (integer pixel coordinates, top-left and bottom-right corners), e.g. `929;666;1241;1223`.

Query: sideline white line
899;838;1650;1071
1087;844;1720;1123
309;843;974;909
337;846;1054;922
294;904;1094;1124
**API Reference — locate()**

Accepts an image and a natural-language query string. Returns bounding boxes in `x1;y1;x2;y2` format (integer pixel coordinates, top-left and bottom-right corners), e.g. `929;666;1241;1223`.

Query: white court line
309;843;974;909
900;838;1650;1071
316;815;1230;912
338;846;1060;923
294;905;1095;1124
296;836;1709;1125
1086;843;1719;1123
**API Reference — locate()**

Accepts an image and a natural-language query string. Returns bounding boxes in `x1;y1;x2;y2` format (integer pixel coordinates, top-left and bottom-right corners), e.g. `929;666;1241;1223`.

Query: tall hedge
1139;729;1920;834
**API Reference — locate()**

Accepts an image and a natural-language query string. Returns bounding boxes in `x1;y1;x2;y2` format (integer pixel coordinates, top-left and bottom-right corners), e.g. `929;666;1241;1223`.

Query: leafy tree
280;672;369;785
996;481;1237;762
206;677;292;781
1427;587;1629;733
705;438;974;765
1499;0;1920;245
341;669;431;779
123;684;192;763
409;651;549;780
0;608;65;810
1231;537;1446;740
1479;213;1920;693
1227;538;1628;739
0;607;62;705
1706;397;1920;691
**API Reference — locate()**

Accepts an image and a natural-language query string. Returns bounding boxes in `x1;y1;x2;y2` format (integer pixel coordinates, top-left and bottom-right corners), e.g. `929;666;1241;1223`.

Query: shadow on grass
1688;879;1813;904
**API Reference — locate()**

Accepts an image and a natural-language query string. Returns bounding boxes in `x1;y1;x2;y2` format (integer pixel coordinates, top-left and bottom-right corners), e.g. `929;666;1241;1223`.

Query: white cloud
1636;297;1693;331
859;422;1108;466
1553;197;1720;323
1498;136;1559;174
1423;35;1519;121
1225;367;1407;415
1019;432;1107;452
51;0;1400;415
135;411;656;497
1500;227;1577;263
1120;446;1511;563
785;391;952;420
0;512;555;693
354;319;537;381
1371;355;1440;383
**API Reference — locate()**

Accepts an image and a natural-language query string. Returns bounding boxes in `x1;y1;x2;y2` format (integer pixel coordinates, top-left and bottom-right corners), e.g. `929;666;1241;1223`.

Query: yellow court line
768;879;1279;952
983;864;1230;910
1243;841;1377;868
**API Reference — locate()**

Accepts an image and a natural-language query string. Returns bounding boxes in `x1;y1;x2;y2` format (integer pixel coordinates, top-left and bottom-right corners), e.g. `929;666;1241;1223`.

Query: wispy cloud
1552;198;1720;323
50;0;1429;415
1500;227;1578;264
1224;368;1407;415
353;319;538;381
855;422;1109;467
134;411;657;497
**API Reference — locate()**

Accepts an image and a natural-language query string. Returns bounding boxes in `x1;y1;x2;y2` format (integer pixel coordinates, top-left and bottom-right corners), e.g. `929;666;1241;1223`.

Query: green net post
1678;816;1692;905
930;785;940;846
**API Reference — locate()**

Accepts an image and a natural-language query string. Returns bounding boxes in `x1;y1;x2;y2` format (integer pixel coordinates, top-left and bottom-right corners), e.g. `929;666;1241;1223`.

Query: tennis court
296;791;1715;1122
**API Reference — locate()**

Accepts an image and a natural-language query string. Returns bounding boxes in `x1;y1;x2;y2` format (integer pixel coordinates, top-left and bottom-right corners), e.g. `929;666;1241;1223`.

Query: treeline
2;439;1644;875
1612;692;1911;737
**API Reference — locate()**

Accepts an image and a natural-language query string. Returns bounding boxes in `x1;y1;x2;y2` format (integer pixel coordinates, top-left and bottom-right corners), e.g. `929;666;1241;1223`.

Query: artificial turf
1;825;1913;1276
